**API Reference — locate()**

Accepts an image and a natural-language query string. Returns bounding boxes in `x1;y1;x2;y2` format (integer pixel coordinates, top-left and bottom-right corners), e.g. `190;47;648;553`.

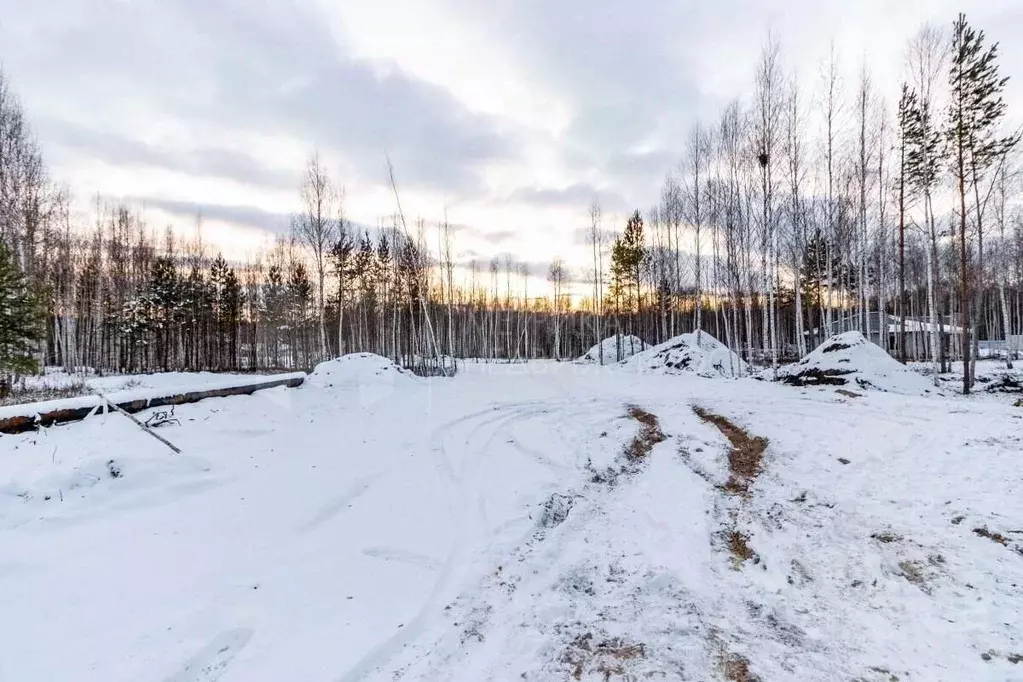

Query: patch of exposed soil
727;531;757;564
821;341;854;353
871;531;903;544
692;407;768;497
898;560;932;593
538;493;575;529
779;367;855;387
985;376;1023;393
692;406;770;570
562;633;647;681
588;406;667;487
974;526;1009;546
624;405;667;462
973;526;1023;557
721;652;758;682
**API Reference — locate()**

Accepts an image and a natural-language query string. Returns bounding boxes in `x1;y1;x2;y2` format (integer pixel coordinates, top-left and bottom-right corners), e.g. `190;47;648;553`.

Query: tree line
1;13;1022;394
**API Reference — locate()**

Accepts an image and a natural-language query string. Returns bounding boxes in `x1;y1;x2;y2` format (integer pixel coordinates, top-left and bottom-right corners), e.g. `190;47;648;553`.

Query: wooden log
0;374;305;435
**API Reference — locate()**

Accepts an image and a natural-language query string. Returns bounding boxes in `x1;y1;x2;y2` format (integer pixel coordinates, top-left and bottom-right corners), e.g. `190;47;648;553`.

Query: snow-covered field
1;354;1022;681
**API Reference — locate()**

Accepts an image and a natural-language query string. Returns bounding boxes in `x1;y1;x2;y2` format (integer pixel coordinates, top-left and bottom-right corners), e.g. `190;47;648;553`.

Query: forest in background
1;14;1022;394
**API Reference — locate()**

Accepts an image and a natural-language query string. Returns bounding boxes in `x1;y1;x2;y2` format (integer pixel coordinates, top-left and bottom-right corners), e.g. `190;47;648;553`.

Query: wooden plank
0;375;305;435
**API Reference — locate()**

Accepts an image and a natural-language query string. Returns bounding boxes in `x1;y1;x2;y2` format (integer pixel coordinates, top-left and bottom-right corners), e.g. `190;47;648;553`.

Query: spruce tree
223;268;243;369
150;256;180;370
0;243;46;395
261;264;285;367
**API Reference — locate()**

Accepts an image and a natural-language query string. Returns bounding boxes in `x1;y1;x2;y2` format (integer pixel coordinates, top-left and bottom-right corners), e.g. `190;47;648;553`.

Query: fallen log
0;373;306;435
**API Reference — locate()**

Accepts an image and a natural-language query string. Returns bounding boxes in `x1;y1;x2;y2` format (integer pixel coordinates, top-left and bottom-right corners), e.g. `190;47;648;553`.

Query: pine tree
896;84;923;362
0;243;46;395
330;231;354;356
607;211;645;359
947;13;1020;393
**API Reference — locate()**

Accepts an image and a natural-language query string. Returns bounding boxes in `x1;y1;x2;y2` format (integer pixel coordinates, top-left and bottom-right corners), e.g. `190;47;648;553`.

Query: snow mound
621;330;747;377
308;353;416;389
578;335;647;363
777;331;937;394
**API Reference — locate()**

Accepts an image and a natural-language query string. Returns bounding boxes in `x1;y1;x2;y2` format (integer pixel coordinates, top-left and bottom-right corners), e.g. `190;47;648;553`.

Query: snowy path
1;361;1021;681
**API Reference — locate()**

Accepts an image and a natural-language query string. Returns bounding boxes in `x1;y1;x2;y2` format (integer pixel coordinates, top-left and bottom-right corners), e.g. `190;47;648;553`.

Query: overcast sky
2;0;1022;279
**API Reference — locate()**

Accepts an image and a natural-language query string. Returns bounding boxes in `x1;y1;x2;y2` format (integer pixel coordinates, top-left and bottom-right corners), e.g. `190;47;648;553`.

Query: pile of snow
578;335;647;363
777;331;937;394
622;330;748;377
972;366;1023;394
308;353;416;404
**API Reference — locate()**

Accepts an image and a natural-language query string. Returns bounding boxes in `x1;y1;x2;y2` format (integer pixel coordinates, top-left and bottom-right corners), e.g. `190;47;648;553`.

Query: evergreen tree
150;256;180;370
261;264;286;367
947;13;1020;393
606;211;645;358
209;253;230;366
896;84;923;362
286;261;312;367
330;231;354;355
223;267;243;369
800;228;842;339
0;243;46;394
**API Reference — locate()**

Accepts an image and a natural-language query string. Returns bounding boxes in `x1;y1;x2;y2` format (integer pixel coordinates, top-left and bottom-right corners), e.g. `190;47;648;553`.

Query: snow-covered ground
1;356;1021;681
911;358;1023;401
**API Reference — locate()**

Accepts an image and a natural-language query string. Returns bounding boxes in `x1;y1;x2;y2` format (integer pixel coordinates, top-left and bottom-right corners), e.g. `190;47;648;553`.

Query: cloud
6;0;1023;275
135;197;290;234
3;0;522;200
504;183;630;212
44;122;296;190
477;229;517;244
138;196;379;237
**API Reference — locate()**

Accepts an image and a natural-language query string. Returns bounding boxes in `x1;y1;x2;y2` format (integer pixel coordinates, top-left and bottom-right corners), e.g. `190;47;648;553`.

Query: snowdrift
776;331;937;394
308;353;416;404
621;330;748;377
0;373;306;434
578;335;647;364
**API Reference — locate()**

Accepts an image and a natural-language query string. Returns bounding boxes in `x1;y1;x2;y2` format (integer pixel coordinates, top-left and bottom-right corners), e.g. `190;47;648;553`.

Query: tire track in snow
379;402;721;680
334;401;556;682
162;628;254;682
296;472;383;533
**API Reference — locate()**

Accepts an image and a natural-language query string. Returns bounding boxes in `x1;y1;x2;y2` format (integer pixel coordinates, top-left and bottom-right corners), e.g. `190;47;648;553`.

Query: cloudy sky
2;0;1022;282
